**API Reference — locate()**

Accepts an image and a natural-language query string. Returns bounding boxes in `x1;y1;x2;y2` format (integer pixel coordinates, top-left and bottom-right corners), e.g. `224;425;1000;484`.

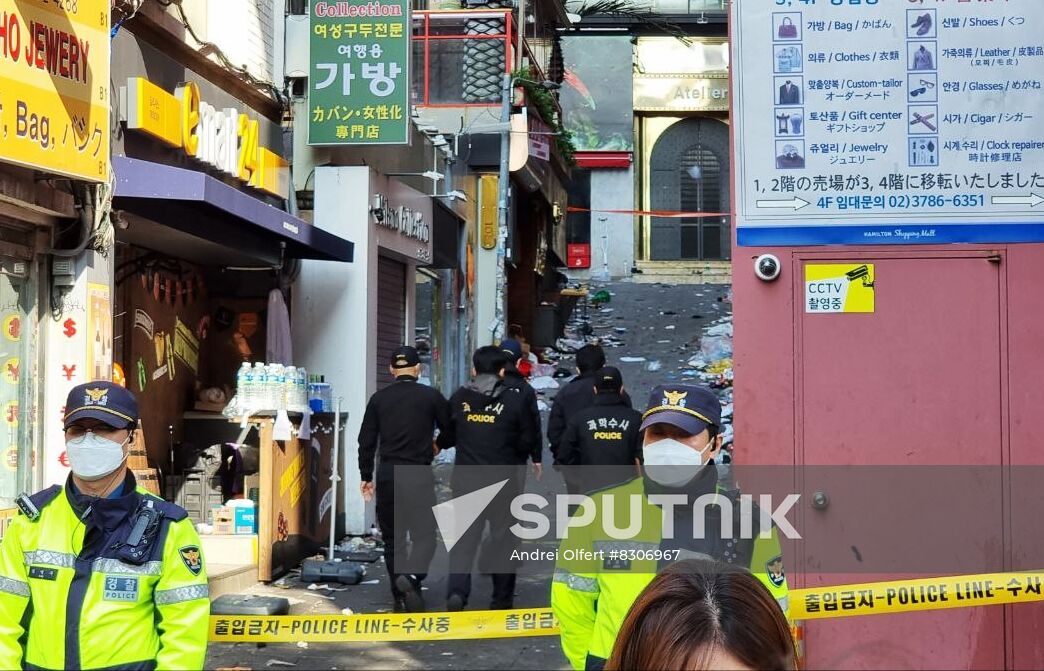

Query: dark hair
507;323;525;339
473;346;508;375
606;560;795;671
576;345;606;374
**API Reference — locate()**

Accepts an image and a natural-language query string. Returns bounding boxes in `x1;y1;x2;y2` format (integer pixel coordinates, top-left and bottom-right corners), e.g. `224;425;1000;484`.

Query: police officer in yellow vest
0;382;209;670
551;384;789;671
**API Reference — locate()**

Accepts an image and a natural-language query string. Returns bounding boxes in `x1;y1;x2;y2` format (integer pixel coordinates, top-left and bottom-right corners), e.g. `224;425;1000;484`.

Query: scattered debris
266;660;297;668
619;357;647;363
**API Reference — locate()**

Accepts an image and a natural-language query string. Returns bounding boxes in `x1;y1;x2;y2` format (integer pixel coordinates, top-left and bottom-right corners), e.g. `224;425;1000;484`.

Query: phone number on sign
821;194;986;210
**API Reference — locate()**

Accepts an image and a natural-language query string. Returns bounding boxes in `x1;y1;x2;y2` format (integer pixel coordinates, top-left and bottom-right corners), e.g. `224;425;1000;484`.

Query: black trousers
376;461;437;597
446;473;522;609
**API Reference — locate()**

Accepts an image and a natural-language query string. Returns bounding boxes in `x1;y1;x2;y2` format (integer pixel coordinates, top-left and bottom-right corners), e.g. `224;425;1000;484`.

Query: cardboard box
232;507;256;535
213;520;234;535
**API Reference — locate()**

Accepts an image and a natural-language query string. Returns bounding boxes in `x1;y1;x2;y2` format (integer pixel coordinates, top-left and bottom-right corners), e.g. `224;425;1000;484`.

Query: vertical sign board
0;1;110;181
309;0;410;145
733;0;1044;245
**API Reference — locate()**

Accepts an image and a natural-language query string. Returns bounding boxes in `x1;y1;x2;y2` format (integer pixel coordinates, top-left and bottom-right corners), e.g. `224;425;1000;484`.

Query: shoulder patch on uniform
179;545;203;576
17;485;62;521
150;498;188;522
766;555;786;587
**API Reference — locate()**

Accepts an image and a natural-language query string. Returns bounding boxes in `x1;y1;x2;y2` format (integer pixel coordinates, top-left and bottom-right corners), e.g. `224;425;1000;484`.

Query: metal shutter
375;255;407;390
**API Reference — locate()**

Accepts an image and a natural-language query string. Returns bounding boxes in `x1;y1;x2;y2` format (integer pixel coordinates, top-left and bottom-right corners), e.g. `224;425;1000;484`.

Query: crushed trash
537;400;550;412
296;642;309;649
530;376;560;391
433;447;456;465
619;356;647;363
341;607;355;615
266;661;297;668
361;579;381;585
646;360;662;372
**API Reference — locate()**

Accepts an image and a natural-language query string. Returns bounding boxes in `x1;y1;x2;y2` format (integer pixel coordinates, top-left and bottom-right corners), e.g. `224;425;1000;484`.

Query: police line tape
208;571;1044;643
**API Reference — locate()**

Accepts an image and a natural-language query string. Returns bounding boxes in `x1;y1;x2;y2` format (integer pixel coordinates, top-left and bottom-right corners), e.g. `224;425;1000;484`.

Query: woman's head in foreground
606;560;796;671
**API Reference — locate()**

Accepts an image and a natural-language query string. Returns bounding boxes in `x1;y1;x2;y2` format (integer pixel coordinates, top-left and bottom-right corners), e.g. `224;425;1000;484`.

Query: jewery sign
0;0;110;181
309;0;410;145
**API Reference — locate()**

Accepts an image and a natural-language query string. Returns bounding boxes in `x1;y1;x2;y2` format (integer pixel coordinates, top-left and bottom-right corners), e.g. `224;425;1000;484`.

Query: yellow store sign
124;77;289;198
0;1;110;181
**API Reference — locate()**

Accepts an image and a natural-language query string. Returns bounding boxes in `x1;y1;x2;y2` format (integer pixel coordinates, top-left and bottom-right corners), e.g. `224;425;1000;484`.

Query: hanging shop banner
87;283;111;382
0;0;110;181
804;263;875;314
308;0;411;145
732;1;1044;246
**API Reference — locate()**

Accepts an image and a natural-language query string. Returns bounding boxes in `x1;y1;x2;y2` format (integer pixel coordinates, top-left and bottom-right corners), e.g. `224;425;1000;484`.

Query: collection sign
0;0;110;181
309;0;411;145
124;77;289;198
733;0;1044;245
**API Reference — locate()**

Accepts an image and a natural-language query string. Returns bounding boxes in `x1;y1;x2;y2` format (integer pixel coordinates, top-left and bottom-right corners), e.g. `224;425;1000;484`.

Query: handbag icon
778;17;798;39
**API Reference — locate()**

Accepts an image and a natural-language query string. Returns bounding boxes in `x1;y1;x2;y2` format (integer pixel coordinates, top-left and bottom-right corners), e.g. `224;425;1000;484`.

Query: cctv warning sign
804;264;875;314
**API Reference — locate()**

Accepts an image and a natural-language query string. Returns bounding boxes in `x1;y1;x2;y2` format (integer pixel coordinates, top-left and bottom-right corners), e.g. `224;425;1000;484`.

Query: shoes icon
911;12;932;36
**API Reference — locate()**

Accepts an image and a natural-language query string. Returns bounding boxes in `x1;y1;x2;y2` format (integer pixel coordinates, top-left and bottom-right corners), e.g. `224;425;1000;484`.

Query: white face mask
643;437;714;487
66;432;129;482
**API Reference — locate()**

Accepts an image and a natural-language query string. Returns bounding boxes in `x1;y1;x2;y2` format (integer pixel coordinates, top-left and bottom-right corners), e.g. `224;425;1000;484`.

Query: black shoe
393;597;408;613
446;593;465;612
395;575;425;613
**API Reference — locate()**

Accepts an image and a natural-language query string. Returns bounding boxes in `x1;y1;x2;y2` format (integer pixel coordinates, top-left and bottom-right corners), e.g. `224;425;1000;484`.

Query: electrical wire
154;0;286;106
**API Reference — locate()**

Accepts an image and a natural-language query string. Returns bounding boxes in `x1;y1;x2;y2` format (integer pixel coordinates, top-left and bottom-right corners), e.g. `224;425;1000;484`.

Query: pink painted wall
733;242;1044;669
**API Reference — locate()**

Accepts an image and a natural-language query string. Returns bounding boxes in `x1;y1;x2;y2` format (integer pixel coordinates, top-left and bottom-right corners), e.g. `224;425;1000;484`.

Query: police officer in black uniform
559;366;643;493
499;338;543;478
358;346;453;612
445;346;536;611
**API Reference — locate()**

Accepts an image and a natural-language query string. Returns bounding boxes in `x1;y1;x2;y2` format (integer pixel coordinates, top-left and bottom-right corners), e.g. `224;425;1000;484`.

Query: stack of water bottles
235;362;310;414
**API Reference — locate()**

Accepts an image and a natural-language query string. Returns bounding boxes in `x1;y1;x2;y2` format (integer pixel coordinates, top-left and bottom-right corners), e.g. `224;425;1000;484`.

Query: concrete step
632;261;732;285
208;563;259;600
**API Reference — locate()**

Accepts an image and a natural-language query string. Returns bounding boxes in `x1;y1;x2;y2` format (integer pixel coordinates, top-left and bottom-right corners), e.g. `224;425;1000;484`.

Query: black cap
390;346;420;369
500;339;523;364
640;384;721;435
64;381;139;429
594;366;623;392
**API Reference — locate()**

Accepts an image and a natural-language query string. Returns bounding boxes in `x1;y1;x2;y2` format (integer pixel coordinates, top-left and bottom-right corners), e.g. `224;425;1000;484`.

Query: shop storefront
294;166;435;534
104;31;355;581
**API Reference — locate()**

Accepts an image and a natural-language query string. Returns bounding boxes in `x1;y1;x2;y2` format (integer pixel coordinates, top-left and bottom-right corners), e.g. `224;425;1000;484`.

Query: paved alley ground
206;281;731;671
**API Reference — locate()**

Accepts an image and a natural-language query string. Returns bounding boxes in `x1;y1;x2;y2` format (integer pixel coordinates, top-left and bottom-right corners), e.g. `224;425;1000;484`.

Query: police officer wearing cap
499;338;543;479
0;381;209;670
551;383;789;671
558;367;643;493
358;346;453;612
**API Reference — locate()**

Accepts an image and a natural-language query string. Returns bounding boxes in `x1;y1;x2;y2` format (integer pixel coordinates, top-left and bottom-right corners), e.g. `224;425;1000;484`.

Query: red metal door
795;253;1005;669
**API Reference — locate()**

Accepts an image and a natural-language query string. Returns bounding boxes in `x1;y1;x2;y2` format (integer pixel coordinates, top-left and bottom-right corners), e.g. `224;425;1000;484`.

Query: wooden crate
128;421;149;470
132;468;160;495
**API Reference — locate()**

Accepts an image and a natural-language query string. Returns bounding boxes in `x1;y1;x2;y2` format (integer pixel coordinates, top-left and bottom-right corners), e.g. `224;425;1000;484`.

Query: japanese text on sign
0;0;110;181
734;0;1044;245
309;0;410;145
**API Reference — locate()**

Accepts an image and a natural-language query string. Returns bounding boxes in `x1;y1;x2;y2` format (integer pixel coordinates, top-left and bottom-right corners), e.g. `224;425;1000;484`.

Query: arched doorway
648;117;730;261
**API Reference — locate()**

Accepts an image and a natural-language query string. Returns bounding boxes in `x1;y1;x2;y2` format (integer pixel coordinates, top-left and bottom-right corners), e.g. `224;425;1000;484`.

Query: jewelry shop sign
0;0;110;181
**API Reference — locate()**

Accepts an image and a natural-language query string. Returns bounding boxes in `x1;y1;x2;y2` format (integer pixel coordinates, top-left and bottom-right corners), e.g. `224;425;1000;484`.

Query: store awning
113;156;354;263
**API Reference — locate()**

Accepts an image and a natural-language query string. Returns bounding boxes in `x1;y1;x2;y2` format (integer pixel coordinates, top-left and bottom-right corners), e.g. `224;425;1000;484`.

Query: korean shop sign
309;0;410;145
123;78;289;198
0;1;110;181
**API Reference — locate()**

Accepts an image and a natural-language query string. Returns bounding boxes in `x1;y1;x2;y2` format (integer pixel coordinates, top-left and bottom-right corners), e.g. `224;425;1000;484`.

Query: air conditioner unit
285;15;309;79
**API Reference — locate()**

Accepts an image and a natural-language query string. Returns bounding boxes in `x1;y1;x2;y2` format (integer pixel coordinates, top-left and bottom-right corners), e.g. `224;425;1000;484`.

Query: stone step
631;261;732;285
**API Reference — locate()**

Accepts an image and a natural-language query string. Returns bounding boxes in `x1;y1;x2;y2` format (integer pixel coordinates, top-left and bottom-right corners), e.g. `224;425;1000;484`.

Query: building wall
734;240;1044;667
588;168;635;278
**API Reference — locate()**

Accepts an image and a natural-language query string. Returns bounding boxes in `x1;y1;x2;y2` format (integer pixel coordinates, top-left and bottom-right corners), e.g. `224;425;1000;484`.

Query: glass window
0;256;38;508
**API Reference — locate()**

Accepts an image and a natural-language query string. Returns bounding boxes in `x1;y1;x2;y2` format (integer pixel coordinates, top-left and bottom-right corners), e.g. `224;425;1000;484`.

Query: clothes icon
779;81;801;105
911;13;932;36
912;46;934;71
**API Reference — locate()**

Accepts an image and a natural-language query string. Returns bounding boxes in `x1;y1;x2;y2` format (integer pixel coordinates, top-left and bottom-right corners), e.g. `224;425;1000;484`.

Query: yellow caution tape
207;571;1044;643
209;608;560;643
789;570;1044;620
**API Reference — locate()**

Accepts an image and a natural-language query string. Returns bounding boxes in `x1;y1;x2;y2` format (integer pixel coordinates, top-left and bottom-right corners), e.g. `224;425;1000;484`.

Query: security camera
754;254;781;281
